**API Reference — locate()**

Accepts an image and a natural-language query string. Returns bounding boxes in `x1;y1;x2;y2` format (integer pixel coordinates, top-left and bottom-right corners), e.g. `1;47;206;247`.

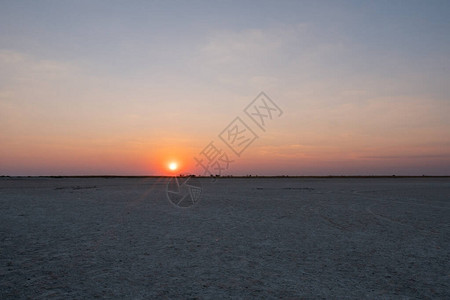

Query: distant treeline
1;175;449;179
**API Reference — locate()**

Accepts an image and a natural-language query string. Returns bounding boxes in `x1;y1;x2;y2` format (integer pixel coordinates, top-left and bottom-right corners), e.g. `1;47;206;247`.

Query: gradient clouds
1;1;449;175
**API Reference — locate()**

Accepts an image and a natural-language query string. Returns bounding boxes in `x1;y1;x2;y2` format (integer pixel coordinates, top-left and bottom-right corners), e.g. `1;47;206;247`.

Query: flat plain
1;177;449;299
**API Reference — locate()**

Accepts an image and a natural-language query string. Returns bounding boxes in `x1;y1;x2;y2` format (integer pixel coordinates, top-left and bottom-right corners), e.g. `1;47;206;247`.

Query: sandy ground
0;177;449;299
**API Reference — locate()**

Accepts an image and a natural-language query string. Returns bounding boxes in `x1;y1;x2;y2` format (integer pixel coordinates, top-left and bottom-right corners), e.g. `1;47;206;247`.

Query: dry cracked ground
1;177;449;299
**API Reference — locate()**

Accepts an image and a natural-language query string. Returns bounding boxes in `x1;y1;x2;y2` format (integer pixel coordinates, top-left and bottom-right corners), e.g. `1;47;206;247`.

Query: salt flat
1;177;449;299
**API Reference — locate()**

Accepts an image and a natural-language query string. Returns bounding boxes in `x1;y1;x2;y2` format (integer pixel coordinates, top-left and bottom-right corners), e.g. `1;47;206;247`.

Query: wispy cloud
361;154;450;159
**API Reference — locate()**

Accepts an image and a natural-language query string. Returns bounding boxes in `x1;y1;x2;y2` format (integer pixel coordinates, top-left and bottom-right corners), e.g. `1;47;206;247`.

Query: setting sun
168;162;178;171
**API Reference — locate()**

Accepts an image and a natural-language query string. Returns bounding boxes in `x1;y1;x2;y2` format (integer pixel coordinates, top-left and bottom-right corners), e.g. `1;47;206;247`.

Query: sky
1;0;450;176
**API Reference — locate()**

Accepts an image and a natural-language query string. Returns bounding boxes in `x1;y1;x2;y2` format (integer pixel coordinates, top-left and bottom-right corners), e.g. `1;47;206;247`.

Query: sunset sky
1;1;450;176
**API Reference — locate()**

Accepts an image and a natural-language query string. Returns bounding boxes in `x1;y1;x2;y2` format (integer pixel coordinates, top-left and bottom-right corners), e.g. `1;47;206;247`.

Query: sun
168;162;178;171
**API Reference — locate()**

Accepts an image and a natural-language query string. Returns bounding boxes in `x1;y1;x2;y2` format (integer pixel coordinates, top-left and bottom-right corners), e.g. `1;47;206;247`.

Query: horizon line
1;175;449;178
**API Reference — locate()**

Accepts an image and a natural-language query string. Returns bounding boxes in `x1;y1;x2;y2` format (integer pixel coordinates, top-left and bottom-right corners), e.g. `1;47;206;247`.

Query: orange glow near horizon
151;144;201;175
